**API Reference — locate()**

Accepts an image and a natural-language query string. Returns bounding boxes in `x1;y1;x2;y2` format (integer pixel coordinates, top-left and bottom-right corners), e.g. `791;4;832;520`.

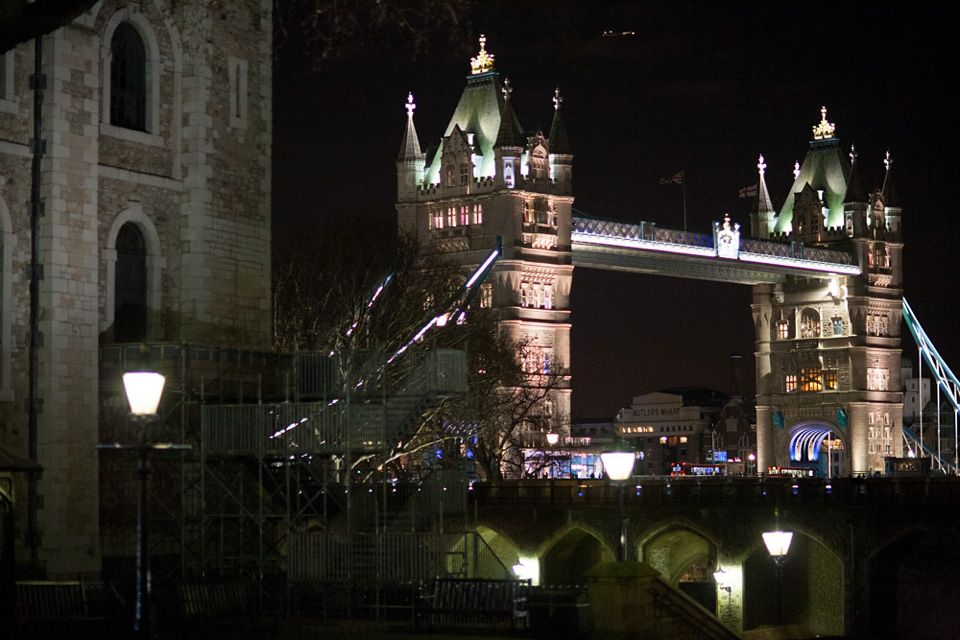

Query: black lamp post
600;445;635;561
763;530;793;625
123;372;165;639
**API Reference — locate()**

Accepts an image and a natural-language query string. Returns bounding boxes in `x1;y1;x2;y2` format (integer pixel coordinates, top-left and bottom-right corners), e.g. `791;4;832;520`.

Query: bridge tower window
110;23;147;130
800;308;821;338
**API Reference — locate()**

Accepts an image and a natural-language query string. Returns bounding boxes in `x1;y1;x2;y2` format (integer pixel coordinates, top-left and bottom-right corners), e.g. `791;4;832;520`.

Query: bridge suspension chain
902;298;959;474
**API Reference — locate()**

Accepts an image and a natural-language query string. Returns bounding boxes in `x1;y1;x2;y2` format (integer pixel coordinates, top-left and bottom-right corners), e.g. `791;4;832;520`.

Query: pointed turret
882;151;903;237
397;92;425;202
843;144;868;237
494;77;523;188
773;107;850;236
548;87;573;193
750;155;775;238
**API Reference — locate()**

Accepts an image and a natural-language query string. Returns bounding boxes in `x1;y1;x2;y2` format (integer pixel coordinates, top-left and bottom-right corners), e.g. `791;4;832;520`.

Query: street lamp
600;446;635;561
762;530;793;625
124;372;165;640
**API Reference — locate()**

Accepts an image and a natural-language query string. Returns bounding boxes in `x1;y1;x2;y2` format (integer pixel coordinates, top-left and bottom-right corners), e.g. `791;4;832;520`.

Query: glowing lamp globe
762;530;793;558
123;372;166;416
600;449;635;482
546;432;559;446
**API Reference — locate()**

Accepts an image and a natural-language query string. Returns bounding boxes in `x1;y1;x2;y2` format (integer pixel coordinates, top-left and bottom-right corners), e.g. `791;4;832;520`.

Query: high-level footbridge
571;216;860;283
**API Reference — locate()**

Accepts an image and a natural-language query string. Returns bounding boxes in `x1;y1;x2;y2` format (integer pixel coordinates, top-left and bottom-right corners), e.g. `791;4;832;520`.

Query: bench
173;580;277;637
416;579;530;632
15;579;112;637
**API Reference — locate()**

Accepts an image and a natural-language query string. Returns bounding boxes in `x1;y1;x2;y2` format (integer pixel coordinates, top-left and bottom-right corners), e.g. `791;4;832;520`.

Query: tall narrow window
234;64;242;117
473;204;483;225
110;23;146;130
115;223;147;342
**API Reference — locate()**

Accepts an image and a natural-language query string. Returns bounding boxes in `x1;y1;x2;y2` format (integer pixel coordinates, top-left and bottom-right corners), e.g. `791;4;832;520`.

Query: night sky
273;2;958;420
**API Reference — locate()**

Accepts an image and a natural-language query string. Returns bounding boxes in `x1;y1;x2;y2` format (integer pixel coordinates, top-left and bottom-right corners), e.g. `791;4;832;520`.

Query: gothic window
522;200;533;224
544;285;553;310
799;367;823;392
824;370;838;390
433;208;444;229
832;317;843;336
115;223;147;342
520;284;528;307
110;23;147;130
867;367;889;391
872;243;889;269
799;308;820;338
447;207;456;227
777;321;791;340
534;199;549;224
460;206;469;226
480;284;492;308
472;204;483;225
785;374;797;393
530;145;548;179
445;165;455;187
459;163;470;186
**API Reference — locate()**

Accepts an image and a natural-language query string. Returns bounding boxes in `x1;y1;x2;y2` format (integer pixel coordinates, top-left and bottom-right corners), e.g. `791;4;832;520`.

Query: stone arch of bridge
742;528;844;637
636;520;719;612
865;526;960;638
537;523;614;586
784;420;847;476
446;523;524;579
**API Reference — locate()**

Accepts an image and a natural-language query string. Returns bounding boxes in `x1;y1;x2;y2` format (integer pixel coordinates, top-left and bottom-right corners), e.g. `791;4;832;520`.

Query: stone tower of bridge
0;0;272;575
396;37;573;451
752;108;904;476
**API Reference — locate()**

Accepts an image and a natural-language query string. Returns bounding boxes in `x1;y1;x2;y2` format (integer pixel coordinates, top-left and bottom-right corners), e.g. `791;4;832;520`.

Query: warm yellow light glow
470;35;495;74
123;372;165;416
812;106;836;140
512;557;539;584
600;450;636;481
763;530;794;557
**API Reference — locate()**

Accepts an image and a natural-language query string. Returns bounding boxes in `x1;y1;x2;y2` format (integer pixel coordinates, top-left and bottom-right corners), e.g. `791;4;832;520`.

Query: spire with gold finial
812;106;836;140
470;35;495;75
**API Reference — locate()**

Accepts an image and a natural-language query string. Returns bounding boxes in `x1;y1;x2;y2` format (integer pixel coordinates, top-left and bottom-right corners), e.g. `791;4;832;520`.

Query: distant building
616;388;725;476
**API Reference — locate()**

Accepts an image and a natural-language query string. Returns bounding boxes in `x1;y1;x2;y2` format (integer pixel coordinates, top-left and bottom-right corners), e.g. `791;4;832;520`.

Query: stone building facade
396;38;573;445
751;109;904;476
0;0;272;576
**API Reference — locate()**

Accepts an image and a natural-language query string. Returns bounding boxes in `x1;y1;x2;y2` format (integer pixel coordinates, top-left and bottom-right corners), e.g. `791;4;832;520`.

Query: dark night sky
273;2;959;420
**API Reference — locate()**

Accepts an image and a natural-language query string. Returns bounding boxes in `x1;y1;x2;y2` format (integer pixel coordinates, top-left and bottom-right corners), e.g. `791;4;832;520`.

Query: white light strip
571;232;715;257
466;246;501;288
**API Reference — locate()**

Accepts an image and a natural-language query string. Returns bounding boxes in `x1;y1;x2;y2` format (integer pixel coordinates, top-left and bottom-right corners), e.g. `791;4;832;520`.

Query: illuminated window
832;317;843;336
460;206;469;226
800;308;820;338
531;146;547;179
534;199;549;224
433;209;444;229
679;436;688;443
520;285;528;307
522;200;533;224
445;165;455;187
544;285;553;310
799;367;822;392
480;284;492;308
447;207;456;227
777;321;790;340
659;436;668;444
473;204;483;225
785;374;797;393
824;370;838;390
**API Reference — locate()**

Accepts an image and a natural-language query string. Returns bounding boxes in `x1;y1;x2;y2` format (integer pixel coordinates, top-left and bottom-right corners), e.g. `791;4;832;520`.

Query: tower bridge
398;38;907;479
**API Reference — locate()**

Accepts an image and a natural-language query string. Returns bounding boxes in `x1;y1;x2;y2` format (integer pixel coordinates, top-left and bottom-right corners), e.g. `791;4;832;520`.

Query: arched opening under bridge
788;422;845;478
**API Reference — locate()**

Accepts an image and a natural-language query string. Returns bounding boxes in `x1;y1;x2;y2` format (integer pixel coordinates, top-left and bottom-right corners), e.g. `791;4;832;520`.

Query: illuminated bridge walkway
570;216;860;283
466;476;960;637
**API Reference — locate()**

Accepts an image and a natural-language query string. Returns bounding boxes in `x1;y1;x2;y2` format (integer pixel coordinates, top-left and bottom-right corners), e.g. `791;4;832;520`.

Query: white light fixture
546;432;559;446
713;568;728;586
123;372;166;416
600;449;636;482
762;530;794;558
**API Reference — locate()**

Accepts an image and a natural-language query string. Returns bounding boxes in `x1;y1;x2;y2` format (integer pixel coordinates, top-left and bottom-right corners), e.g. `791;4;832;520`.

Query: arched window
799;308;820;338
110;23;146;130
114;223;147;342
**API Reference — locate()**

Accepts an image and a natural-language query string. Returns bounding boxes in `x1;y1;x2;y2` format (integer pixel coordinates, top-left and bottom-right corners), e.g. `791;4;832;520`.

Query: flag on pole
659;171;684;185
739;183;758;198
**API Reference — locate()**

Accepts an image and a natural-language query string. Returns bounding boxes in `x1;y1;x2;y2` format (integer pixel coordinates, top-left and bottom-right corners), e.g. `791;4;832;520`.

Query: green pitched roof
774;138;851;233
